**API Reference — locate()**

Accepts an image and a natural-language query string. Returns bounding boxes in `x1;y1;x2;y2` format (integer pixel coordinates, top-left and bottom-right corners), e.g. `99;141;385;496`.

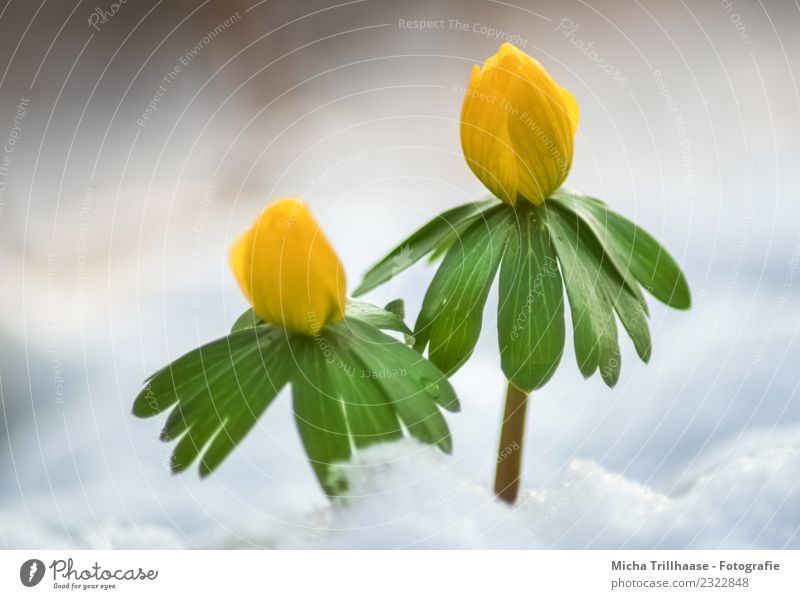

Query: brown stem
494;381;529;504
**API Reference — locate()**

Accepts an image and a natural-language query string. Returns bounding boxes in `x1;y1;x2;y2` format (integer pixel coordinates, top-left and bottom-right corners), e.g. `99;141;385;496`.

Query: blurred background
0;0;798;548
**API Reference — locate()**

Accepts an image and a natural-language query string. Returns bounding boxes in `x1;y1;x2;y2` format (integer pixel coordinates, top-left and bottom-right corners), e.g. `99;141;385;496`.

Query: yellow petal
559;86;580;138
460;63;519;205
460;44;579;205
229;198;347;335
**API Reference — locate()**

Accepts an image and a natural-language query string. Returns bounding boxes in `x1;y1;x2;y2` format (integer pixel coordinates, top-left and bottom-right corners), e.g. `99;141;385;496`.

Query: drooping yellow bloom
460;43;579;206
229;198;347;335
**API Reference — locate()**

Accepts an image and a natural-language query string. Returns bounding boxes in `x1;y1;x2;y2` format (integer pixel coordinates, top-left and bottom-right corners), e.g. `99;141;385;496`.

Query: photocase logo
20;559;46;587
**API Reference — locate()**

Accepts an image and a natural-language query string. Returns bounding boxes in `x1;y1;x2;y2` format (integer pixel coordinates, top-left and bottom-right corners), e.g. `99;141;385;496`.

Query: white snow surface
278;433;800;549
6;429;797;550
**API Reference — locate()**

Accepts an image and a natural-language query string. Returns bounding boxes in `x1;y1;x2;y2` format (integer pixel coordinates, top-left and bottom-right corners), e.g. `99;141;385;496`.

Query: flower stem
494;381;529;504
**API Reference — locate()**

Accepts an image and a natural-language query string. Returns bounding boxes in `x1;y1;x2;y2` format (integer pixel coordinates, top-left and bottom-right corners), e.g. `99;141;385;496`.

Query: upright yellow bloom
229;198;347;336
460;43;579;206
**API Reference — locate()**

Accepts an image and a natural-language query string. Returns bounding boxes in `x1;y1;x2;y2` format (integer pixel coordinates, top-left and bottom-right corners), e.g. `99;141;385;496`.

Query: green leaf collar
355;188;690;393
133;300;458;496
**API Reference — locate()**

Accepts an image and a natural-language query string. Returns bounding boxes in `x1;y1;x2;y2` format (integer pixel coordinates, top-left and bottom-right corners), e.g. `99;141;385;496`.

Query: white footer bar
1;550;797;597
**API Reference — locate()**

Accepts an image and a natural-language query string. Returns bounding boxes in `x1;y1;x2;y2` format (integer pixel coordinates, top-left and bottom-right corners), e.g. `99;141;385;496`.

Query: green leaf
288;318;458;493
414;205;513;376
135;312;460;492
551;202;653;365
546;206;621;387
230;308;264;333
383;299;405;320
498;206;565;392
197;339;292;477
170;418;223;476
353;198;500;296
133;326;292;475
427;217;480;264
552;189;690;310
334;370;404;451
610;282;652;363
187;329;291;476
290;334;354;496
133;328;269;418
295;325;404;452
549;190;646;309
344;318;457;453
345;299;411;335
344;318;459;413
232;299;413;337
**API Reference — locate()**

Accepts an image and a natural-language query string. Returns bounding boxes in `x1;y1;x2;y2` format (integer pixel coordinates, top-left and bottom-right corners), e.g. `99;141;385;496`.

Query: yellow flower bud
229;198;347;336
460;43;579;206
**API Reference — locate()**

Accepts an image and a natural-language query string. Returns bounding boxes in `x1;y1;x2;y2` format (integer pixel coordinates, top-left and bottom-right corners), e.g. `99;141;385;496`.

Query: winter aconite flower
229;198;346;336
136;198;460;493
460;43;579;205
359;43;689;504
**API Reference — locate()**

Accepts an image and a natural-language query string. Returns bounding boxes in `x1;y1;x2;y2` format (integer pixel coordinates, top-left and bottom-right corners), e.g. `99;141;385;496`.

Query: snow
273;431;800;549
7;425;796;550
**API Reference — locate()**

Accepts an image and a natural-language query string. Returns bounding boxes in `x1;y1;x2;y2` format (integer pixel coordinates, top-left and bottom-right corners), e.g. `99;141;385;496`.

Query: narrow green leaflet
551;201;653;364
427;217;480;264
198;339;293;477
344;317;459;413
288;319;458;492
609;280;652;363
289;334;353;496
230;308;264;333
553;189;690;310
353;198;499;296
345;318;458;452
414;205;514;376
295;323;404;451
549;190;645;308
133;326;277;418
546;206;621;387
345;299;411;335
498;206;565;392
132;326;291;475
334;372;404;451
382;299;405;320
